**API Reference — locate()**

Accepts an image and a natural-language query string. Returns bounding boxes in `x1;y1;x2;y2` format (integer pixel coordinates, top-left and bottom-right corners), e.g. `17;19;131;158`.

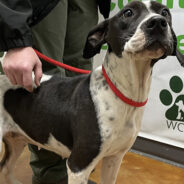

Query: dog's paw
160;76;184;121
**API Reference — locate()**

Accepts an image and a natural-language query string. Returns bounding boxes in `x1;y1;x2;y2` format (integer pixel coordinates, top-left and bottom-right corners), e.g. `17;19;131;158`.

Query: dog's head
83;1;184;66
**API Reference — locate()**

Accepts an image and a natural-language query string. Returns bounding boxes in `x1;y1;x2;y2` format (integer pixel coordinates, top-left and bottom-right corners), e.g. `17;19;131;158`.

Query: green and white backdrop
95;0;184;149
0;0;184;149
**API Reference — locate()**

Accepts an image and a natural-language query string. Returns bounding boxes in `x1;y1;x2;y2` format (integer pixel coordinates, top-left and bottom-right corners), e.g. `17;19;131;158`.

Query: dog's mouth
142;38;173;59
145;38;173;56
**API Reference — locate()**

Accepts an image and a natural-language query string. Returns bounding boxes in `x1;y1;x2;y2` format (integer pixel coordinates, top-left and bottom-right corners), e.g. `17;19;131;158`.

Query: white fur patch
45;134;71;159
90;59;149;157
124;28;146;53
66;158;99;184
143;0;151;10
40;74;52;83
67;164;89;184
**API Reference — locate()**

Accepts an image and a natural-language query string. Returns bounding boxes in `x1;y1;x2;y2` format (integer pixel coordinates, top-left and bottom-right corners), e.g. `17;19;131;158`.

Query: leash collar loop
102;65;148;108
34;49;148;107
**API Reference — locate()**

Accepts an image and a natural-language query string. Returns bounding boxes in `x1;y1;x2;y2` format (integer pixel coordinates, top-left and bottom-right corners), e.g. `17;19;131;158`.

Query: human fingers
3;66;17;85
34;60;42;87
22;70;33;92
12;71;23;86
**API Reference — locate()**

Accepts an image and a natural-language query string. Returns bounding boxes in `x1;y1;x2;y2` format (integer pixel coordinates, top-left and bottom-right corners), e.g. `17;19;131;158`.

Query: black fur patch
3;74;102;172
150;1;172;25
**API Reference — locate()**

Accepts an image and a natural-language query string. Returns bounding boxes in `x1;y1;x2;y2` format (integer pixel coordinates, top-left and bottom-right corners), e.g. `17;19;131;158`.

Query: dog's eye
123;9;133;18
161;9;169;17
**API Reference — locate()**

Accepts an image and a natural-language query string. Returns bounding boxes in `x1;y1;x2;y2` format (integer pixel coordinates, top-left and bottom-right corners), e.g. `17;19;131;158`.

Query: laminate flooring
0;146;184;184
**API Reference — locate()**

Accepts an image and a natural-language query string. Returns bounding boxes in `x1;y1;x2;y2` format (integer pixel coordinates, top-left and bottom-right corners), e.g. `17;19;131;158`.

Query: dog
0;1;184;184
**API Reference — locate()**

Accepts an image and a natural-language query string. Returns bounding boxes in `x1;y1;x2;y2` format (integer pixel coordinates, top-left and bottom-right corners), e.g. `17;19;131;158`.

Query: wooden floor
0;146;184;184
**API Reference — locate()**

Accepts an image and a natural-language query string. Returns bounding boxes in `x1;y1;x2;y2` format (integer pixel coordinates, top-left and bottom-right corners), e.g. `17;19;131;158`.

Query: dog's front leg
100;152;125;184
66;153;98;184
66;161;95;184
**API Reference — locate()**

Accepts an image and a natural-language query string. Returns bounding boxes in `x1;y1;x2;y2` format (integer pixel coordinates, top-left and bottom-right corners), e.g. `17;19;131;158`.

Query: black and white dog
0;1;184;184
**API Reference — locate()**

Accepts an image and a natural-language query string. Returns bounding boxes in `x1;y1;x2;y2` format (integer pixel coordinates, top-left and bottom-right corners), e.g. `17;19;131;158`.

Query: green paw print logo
160;76;184;121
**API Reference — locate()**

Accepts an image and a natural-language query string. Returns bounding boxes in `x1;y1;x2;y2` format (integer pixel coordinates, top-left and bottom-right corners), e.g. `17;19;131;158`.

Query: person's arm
0;0;33;51
0;0;42;92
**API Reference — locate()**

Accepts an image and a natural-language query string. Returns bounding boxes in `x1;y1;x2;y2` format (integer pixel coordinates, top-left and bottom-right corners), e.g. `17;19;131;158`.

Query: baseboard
132;136;184;168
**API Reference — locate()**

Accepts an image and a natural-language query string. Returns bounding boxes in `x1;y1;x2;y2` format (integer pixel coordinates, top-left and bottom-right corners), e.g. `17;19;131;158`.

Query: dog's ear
175;49;184;67
171;29;184;67
83;20;109;59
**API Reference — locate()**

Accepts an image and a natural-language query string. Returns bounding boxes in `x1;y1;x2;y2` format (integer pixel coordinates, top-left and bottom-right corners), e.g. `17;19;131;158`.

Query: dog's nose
146;16;167;32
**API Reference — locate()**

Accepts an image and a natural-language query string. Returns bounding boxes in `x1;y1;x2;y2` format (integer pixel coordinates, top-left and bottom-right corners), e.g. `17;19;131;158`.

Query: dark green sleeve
0;0;33;51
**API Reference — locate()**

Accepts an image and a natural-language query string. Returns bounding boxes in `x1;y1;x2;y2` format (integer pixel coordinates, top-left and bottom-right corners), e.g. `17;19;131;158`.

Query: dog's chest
90;67;144;155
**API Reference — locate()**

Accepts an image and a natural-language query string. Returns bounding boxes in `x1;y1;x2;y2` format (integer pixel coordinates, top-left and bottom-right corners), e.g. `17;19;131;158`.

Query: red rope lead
34;49;147;107
34;49;91;74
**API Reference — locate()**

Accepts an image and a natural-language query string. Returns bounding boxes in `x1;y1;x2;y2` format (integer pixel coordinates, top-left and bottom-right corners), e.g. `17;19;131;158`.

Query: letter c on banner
178;123;184;132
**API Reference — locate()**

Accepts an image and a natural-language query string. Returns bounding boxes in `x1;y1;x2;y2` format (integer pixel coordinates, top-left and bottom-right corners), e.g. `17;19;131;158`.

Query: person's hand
3;47;42;92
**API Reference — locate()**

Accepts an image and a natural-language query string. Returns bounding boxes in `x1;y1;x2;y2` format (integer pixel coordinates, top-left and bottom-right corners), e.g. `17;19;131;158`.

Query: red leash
34;49;91;74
